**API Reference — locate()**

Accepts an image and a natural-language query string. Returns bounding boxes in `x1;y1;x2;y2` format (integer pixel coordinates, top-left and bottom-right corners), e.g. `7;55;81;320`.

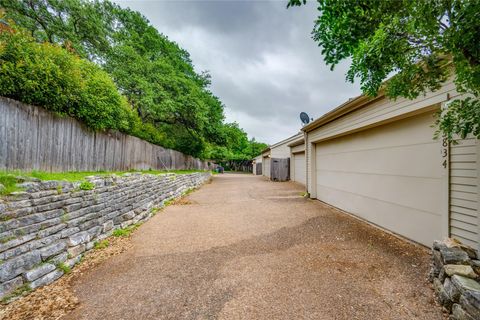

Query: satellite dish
300;112;310;125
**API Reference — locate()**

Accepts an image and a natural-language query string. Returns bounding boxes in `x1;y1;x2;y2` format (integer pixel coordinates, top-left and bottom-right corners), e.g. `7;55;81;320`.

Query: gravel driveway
63;174;442;320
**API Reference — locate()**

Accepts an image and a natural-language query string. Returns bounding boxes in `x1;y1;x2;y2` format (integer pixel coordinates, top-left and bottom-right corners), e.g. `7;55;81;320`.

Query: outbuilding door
314;112;444;246
292;152;306;185
263;157;271;178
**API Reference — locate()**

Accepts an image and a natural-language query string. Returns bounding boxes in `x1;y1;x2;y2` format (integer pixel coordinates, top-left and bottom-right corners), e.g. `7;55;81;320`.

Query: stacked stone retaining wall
430;238;480;319
0;172;211;300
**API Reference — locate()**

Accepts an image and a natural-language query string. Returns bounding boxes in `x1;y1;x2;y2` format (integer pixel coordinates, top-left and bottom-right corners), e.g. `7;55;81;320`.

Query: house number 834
442;138;448;168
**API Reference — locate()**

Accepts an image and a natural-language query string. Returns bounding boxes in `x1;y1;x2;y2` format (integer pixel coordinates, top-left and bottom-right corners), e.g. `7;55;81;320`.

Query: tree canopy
288;0;480;140
0;0;266;160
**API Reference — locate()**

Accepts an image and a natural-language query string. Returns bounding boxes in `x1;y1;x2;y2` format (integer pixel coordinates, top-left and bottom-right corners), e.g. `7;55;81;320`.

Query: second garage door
263;157;271;178
314;112;444;246
292;152;306;185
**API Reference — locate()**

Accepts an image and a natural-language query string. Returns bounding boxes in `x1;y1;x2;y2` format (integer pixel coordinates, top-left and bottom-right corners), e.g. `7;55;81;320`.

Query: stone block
37;223;67;238
40;241;67;260
5;192;31;201
0;276;23;299
470;260;480;275
60;227;80;238
65;255;82;268
64;203;82;213
35;200;66;212
452;275;480;294
23;263;56;282
39;181;60;190
121;211;135;221
68;231;90;246
87;226;102;238
9;207;34;218
16;182;41;193
102;220;114;233
460;292;480;320
441;247;470;265
7;200;32;210
445;277;461;303
0;234;36;254
0;250;41;282
86;241;94;251
444;265;478;279
67;244;85;258
434;277;453;310
451;303;475;320
49;252;68;265
29;269;63;289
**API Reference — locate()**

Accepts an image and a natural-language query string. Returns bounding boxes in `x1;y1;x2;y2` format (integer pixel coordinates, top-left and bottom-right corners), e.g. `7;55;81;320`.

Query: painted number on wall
442;137;448;168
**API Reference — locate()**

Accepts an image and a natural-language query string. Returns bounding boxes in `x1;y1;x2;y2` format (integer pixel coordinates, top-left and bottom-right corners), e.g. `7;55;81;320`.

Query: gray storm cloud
115;0;360;144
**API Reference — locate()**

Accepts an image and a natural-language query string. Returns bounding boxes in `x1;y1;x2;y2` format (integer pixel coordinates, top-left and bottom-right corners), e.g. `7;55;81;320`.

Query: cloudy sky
116;0;360;144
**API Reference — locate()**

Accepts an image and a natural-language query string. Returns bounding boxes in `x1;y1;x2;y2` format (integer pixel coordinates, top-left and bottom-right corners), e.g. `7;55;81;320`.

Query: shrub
0;30;137;132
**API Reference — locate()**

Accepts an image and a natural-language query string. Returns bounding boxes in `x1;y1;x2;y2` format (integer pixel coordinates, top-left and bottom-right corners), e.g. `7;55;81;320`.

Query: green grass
0;169;210;196
112;223;142;238
1;169;206;183
56;262;71;274
1;283;31;303
78;181;95;190
0;173;22;195
93;239;110;250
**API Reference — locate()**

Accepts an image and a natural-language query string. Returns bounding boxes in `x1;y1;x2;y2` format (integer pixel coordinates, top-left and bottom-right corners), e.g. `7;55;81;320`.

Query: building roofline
301;93;385;133
269;132;303;149
287;136;305;147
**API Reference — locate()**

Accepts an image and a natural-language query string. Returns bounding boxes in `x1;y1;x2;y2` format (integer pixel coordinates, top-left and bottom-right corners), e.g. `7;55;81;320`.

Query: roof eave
302;93;385;133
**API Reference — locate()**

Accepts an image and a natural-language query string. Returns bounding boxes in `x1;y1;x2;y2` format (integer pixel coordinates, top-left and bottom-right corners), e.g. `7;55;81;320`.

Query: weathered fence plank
0;97;215;172
271;158;290;182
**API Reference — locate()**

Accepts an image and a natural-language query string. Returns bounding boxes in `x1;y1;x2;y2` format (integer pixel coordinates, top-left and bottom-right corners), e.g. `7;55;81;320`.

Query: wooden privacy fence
0;97;215;172
270;158;290;182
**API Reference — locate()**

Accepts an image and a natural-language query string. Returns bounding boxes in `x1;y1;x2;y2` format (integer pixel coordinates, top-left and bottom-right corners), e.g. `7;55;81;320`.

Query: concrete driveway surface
63;174;442;320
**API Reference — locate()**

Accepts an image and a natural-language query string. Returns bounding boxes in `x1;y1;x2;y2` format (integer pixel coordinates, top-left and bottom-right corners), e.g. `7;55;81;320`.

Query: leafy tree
288;0;480;140
0;29;135;131
208;123;268;161
0;0;267;159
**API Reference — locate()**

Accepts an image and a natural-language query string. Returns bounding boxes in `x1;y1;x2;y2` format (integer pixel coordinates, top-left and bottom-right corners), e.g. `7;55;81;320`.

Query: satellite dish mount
300;112;310;126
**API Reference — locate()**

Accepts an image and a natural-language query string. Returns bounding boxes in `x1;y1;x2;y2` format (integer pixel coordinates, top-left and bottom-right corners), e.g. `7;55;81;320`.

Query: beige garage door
314;112;444;246
263;157;271;178
292;152;306;185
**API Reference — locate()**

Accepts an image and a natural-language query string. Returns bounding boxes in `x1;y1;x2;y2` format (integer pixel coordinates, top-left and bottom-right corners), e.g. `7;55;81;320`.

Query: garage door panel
316;185;442;245
314;112;444;246
316;170;443;215
316;142;441;178
293;152;306;185
263;158;270;178
316;113;438;154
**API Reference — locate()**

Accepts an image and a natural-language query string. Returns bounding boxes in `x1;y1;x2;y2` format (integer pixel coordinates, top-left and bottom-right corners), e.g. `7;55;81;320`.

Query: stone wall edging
430;238;480;319
0;172;211;300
